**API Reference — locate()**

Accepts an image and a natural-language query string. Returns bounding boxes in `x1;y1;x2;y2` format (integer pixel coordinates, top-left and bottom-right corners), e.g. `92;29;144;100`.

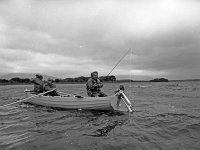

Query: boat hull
25;94;119;111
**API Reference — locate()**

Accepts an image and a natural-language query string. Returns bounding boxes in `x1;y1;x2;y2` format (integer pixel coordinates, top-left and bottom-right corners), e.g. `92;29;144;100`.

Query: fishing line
128;49;134;122
129;49;133;100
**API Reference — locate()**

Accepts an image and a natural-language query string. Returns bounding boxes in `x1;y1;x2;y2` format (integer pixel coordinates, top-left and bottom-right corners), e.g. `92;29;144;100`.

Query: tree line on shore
0;76;176;85
0;75;117;84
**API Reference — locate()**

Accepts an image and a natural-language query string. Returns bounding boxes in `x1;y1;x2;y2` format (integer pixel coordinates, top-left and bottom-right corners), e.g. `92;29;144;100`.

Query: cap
91;71;98;77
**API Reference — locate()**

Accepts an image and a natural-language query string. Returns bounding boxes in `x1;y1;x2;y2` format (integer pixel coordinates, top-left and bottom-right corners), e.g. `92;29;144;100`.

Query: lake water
0;82;200;150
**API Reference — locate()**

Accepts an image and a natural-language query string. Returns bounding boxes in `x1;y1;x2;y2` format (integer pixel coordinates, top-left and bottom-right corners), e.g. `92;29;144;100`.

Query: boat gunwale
25;93;117;102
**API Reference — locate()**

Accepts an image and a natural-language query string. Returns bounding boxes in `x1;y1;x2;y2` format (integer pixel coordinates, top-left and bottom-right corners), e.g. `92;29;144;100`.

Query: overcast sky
0;0;200;80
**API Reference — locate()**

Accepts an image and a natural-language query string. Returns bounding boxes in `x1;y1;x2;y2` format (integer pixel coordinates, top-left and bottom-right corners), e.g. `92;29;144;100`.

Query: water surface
0;82;200;150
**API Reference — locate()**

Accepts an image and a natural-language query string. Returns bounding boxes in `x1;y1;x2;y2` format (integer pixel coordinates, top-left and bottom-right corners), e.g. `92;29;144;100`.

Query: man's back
32;78;43;92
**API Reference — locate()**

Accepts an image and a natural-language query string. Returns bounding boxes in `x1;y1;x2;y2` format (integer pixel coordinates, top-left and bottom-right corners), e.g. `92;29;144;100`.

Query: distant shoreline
1;79;200;86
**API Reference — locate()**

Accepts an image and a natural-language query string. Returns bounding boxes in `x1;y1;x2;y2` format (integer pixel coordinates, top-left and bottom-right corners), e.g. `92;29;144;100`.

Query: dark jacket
44;82;58;96
44;82;56;91
31;78;44;93
86;77;105;97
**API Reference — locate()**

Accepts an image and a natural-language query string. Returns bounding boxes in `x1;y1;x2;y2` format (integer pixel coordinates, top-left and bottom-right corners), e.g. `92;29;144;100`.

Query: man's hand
94;83;103;88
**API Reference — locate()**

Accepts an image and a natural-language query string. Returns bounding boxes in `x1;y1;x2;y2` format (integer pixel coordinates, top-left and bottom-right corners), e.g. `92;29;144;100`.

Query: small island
149;78;169;82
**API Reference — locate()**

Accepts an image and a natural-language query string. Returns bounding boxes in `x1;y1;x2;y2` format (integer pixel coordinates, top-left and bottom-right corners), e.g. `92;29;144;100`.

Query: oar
1;88;56;107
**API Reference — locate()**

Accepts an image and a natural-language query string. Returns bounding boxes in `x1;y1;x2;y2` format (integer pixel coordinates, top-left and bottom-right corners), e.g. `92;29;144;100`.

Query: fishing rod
106;49;130;77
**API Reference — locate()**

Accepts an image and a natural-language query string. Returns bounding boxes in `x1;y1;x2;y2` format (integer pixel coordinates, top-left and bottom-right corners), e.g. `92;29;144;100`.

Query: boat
24;89;133;112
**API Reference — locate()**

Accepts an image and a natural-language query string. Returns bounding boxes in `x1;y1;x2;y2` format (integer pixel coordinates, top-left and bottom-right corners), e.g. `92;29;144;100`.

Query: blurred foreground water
0;81;200;150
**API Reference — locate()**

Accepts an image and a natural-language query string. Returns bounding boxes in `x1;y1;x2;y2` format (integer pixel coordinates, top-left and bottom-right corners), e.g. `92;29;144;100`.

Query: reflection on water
0;82;200;150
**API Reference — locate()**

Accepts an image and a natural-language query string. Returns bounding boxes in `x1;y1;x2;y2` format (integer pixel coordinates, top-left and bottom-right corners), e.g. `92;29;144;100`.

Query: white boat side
24;93;119;111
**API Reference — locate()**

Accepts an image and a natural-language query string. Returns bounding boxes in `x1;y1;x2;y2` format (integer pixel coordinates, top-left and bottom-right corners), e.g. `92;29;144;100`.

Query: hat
91;71;98;77
36;73;40;77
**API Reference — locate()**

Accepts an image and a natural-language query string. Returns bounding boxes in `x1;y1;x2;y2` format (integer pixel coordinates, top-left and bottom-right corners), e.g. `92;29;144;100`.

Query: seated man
86;71;107;97
30;74;44;94
44;78;59;96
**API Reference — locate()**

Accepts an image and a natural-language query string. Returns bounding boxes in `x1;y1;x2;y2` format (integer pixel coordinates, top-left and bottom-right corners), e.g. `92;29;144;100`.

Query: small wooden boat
24;90;133;112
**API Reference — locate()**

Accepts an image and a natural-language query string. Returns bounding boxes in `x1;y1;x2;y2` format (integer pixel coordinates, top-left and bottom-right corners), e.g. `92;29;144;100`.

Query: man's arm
87;78;96;90
97;79;103;88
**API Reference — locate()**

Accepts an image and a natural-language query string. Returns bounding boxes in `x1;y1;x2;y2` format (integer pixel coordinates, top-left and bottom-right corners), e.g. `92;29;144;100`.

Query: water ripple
0;82;200;150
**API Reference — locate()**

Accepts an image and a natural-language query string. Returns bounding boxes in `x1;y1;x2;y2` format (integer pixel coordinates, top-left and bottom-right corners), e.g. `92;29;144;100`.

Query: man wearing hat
44;78;59;96
31;74;44;93
86;71;107;97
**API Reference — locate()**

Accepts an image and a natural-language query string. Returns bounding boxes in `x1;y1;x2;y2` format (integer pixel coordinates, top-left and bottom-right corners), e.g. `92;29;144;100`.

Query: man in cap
30;74;44;93
44;78;59;96
86;71;107;97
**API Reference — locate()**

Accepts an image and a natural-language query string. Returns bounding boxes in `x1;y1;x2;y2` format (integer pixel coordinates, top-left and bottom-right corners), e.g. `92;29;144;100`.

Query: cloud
0;0;200;79
0;48;98;77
